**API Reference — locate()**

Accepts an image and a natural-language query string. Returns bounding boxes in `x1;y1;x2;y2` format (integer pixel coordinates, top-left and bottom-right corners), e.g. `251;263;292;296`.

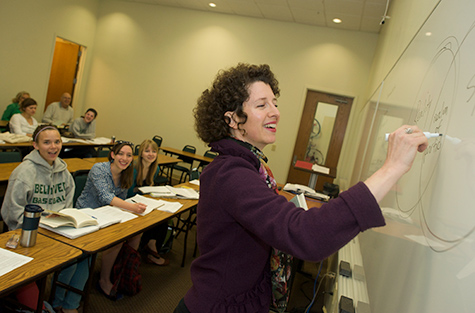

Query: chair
96;148;110;157
152;135;163;148
134;144;141;156
198;150;218;171
72;170;90;207
0;149;22;163
154;168;169;186
172;145;196;184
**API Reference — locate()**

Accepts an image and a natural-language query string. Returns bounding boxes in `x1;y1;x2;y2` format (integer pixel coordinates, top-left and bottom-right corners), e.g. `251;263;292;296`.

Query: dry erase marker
385;132;442;141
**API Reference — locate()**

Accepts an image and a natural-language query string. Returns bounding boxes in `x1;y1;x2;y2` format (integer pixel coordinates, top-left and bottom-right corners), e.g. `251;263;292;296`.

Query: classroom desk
160;146;214;164
83;153;182;166
0;141;114;149
0;229;82;313
293;162;337;190
38;197;197;313
0;158;96;183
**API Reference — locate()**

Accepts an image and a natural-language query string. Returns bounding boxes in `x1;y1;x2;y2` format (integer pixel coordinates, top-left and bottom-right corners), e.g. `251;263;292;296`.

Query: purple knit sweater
184;138;385;313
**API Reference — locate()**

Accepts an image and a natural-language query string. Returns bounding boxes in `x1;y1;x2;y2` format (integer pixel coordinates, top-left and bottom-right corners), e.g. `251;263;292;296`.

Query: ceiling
122;0;391;33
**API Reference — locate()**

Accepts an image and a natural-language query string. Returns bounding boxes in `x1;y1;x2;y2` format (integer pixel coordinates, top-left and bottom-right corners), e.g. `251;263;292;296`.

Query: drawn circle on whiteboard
395;37;457;219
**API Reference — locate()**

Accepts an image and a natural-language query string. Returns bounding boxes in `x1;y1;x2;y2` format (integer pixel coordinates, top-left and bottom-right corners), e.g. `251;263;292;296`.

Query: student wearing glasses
76;141;146;300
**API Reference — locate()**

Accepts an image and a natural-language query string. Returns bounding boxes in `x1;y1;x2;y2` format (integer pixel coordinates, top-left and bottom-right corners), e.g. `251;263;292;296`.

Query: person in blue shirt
128;139;170;266
76;141;147;299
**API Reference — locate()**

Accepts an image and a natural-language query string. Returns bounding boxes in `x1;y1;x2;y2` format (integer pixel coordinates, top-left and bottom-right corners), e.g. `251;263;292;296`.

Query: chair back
73;170;90;207
198;150;218;170
134;144;141;156
152;135;163;147
181;145;196;165
96;148;110;157
0;149;22;163
189;168;200;181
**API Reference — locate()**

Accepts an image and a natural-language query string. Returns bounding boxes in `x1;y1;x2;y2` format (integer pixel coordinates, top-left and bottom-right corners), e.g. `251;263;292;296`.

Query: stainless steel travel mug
20;204;44;247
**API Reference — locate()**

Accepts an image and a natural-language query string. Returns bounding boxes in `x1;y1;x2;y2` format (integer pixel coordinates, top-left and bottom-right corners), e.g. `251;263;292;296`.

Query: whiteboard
358;0;475;312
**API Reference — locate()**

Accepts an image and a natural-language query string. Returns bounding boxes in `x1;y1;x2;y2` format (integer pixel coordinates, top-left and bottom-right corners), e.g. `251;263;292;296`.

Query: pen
385;132;442;141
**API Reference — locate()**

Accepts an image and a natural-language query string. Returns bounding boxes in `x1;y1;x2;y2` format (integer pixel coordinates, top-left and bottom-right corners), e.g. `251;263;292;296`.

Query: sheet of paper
165;186;199;199
156;201;183;213
95;205;138;223
126;194;167;215
138;186;176;197
0;247;33;277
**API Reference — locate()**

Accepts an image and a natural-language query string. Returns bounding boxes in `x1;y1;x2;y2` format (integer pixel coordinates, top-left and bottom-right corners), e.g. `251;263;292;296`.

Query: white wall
85;0;378;183
1;0;378;183
0;0;99;118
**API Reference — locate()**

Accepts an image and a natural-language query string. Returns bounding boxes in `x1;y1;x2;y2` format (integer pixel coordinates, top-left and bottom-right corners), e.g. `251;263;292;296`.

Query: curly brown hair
194;63;280;144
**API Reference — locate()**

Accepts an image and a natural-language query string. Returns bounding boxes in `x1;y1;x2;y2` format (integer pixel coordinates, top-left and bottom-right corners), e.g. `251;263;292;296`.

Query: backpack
110;242;142;296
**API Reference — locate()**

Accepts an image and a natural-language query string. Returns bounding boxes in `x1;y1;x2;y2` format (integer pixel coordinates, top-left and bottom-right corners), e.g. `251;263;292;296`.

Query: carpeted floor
84;223;195;313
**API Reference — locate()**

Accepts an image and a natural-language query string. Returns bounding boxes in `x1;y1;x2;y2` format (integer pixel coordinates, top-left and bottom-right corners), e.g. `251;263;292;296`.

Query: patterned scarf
230;138;293;312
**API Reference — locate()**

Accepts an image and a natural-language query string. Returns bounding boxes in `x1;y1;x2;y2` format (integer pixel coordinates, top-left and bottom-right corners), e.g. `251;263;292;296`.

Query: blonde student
128;139;170;266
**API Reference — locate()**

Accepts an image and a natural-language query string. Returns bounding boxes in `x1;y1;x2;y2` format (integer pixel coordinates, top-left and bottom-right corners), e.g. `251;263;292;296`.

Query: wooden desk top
0;120;8;127
0;229;82;296
0;158;95;182
160;146;214;164
293;163;337;179
0;141;114;149
38;198;197;253
83;154;181;166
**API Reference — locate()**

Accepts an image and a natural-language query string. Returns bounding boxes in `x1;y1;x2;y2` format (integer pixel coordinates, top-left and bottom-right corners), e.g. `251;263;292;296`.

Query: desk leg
36;276;47;313
308;173;318;190
81;254;97;313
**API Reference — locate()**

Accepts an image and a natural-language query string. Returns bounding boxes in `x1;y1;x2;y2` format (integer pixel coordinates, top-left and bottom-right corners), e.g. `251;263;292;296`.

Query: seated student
9;98;38;137
2;91;30;121
76;141;147;299
1;125;75;312
70;108;97;140
42;92;74;126
60;108;98;158
128;139;170;266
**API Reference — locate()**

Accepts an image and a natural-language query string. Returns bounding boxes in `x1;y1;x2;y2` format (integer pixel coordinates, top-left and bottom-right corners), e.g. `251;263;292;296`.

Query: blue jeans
52;256;90;310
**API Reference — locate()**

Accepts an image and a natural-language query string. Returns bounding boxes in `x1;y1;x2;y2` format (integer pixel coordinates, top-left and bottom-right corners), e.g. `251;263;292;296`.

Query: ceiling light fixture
209;3;216;8
333;18;342;24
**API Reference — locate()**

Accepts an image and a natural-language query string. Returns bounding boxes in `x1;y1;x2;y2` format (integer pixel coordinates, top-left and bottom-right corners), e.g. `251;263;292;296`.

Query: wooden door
286;90;352;191
45;38;81;110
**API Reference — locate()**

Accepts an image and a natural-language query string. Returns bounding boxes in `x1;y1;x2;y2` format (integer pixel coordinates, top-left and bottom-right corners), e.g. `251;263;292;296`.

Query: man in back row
42;92;74;126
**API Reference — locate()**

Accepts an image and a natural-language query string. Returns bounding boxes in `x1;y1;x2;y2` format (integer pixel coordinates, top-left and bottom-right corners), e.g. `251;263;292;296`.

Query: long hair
12;91;29;103
108;141;134;189
135;139;159;186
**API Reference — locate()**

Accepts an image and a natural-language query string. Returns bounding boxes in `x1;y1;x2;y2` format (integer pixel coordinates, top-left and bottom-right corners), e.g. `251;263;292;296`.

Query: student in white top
42;92;74;126
9;98;38;137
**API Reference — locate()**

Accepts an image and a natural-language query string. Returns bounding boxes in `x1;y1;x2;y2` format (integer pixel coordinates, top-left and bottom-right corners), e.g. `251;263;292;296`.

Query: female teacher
175;63;428;313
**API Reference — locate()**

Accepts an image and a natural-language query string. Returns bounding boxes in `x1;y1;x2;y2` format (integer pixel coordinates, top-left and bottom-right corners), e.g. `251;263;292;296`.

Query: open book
290;193;309;211
39;207;124;239
283;183;330;201
139;185;199;199
40;208;99;229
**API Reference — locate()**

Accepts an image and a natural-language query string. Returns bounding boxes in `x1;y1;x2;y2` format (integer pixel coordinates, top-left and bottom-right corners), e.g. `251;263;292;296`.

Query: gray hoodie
1;149;75;230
